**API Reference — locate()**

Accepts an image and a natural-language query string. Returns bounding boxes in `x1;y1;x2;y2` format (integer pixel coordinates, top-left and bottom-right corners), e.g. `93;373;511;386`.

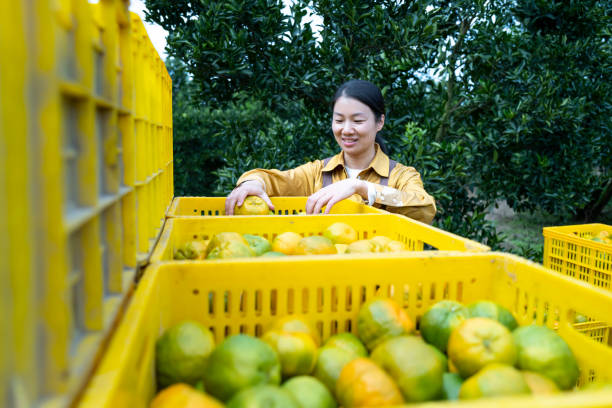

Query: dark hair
332;79;388;153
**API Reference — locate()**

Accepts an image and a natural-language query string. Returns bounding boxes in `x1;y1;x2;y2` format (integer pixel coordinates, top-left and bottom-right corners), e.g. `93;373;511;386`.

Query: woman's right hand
224;180;275;215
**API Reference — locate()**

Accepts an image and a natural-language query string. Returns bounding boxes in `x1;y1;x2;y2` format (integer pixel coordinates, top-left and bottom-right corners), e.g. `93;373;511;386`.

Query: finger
225;193;237;215
260;193;275;210
313;192;333;215
235;189;249;208
324;196;342;214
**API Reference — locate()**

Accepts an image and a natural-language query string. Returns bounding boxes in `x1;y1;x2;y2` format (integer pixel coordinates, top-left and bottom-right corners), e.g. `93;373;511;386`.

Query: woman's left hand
306;179;368;214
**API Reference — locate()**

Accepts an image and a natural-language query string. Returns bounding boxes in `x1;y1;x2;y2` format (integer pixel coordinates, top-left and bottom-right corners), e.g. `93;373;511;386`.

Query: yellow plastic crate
150;214;490;262
167;196;388;217
0;1;172;406
78;252;612;407
543;224;612;291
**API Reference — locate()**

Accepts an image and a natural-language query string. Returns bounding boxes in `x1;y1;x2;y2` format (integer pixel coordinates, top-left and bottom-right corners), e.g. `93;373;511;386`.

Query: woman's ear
376;114;385;131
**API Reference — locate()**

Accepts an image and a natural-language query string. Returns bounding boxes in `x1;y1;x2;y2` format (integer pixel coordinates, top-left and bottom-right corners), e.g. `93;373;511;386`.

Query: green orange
150;383;224;408
459;364;531;399
447;317;517;379
336;358;404;407
206;240;255;259
441;373;463;401
513;325;579;390
313;346;358;395
202;334;281;401
324;333;367;358
467;300;518;331
282;376;337;408
294;235;337;255
357;297;414;351
261;330;318;378
269;315;321;346
155;321;215;389
522;371;560;394
226;384;299;408
243;234;272;256
370;335;446;402
420;300;469;353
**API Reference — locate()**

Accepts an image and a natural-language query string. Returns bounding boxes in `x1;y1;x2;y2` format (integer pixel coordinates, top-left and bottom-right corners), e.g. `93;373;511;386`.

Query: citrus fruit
269;315;321;346
370;236;392;251
206;240;255;259
234;196;270;215
313;346;358;395
522;370;560;394
345;240;377;254
420;300;469;353
206;232;248;255
458;363;531;399
467;300;518;331
323;222;358;244
226;384;299;408
448;317;517;378
441;372;463;401
202;334;281;401
324;333;367;358
272;232;303;255
513;325;579;390
174;240;208;260
150;383;224;408
282;376;338;408
384;240;406;252
294;236;337;255
336;358;404;407
574;313;588;324
155;321;215;389
357;297;415;351
371;335;446;402
243;234;272;256
261;330;318;378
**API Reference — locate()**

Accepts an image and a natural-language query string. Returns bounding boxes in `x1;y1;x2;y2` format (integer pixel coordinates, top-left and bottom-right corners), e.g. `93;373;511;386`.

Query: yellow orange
345;240;377;254
295;235;337;255
271;232;303;255
323;222;358;244
269;315;321;346
150;384;224;408
336;358;404;407
357;298;414;351
262;330;318;379
234;196;270;215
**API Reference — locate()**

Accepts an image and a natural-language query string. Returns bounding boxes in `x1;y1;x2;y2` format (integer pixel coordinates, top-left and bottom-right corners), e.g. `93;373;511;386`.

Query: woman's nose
342;122;355;134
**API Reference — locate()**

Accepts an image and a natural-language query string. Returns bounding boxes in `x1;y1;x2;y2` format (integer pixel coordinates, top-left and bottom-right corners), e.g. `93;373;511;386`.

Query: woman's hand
225;180;275;215
306;179;368;214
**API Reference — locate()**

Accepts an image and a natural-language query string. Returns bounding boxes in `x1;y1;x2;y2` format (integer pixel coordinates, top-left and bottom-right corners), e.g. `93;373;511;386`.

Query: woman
224;80;436;224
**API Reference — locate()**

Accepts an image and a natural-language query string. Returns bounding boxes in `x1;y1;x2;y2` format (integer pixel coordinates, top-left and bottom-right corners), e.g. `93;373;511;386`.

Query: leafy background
146;0;611;259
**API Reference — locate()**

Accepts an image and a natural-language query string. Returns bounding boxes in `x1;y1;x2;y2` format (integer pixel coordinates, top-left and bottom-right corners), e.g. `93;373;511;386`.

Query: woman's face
332;96;384;159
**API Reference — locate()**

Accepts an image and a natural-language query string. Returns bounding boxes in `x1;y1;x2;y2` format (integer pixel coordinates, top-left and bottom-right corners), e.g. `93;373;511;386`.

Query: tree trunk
575;178;612;223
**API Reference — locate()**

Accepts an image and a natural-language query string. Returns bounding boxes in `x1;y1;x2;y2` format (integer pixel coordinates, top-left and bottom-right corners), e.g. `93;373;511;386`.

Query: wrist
354;179;368;200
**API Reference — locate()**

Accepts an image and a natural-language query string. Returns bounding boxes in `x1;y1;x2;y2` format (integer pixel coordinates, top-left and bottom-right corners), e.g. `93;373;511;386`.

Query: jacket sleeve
378;166;437;224
235;161;322;196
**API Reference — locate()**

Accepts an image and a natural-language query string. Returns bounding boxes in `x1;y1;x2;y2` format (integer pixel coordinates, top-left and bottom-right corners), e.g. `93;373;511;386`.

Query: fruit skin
243;234;272;256
384;240;406;252
345;239;377;254
202;334;281;402
150;383;224;408
323;222;358;245
441;372;463;401
261;330;318;378
271;232;303;255
336;358;404;407
458;363;531;399
447;317;517;379
260;251;288;257
467;300;518;331
357;297;414;351
513;325;579;390
294;235;337;255
269;316;321;346
174;240;208;260
234;196;270;215
324;333;367;358
155;321;215;389
206;240;255;259
206;232;247;255
313;346;358;395
226;384;299;408
522;370;560;394
420;300;469;353
282;376;338;408
370;335;446;402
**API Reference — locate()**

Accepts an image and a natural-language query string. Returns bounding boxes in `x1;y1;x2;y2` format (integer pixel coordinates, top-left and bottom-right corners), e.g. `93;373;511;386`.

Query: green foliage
150;0;612;249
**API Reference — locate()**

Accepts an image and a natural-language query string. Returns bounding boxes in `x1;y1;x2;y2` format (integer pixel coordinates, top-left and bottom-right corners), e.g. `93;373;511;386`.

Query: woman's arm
377;166;437;224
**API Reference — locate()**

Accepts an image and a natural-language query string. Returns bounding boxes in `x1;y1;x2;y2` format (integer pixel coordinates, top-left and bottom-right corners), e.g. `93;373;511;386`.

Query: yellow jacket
236;145;437;224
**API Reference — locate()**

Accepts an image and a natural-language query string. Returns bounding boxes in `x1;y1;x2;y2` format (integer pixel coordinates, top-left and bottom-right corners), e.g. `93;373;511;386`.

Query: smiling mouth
342;137;358;144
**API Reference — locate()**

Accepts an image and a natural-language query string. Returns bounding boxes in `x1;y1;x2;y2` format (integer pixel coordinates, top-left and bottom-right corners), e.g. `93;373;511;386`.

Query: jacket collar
322;144;390;177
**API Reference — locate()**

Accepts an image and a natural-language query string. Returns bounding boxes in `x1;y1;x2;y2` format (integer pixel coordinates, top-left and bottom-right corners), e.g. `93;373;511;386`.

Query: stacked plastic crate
0;0;172;406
